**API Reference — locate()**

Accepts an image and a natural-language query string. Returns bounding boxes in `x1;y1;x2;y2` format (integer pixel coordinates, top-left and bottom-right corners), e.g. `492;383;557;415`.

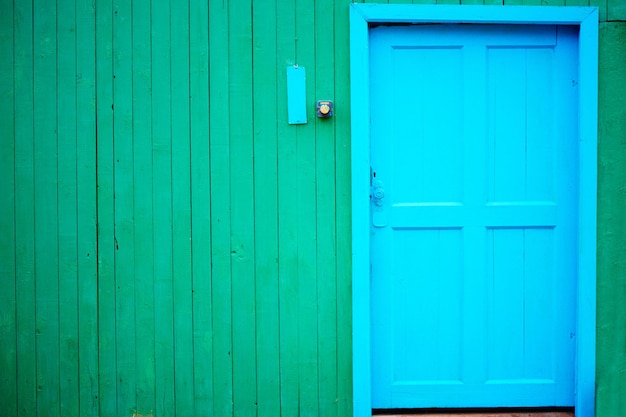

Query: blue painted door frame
350;4;598;417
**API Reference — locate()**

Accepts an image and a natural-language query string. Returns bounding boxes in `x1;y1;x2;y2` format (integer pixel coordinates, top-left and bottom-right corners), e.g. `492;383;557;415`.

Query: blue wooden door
370;24;579;409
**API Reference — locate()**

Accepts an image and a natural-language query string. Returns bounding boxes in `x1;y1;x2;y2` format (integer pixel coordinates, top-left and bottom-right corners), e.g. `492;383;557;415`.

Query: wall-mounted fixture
287;65;307;124
316;100;333;118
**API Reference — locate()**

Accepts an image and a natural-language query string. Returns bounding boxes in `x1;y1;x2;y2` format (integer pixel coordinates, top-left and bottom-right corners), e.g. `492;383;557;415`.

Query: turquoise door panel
370;24;579;409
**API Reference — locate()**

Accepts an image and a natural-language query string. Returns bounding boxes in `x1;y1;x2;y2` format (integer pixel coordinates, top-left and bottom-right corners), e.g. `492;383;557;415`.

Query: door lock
372;179;385;207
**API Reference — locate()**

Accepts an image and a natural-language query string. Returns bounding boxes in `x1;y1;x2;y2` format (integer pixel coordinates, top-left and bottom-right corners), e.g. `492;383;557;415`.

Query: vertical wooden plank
461;0;485;5
436;0;461;4
57;1;80;415
608;0;626;20
229;0;257;416
171;0;194;415
541;0;565;6
252;0;281;416
276;0;299;413
565;0;589;5
96;0;116;412
75;0;99;413
294;1;319;416
597;21;626;417
0;0;17;413
33;0;60;414
208;2;234;416
189;0;213;414
314;1;338;417
95;0;117;410
334;1;352;417
14;0;37;413
112;0;136;414
132;0;156;414
151;0;176;413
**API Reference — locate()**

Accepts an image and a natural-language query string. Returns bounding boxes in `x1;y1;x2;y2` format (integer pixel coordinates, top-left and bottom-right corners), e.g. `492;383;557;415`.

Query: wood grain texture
295;0;319;416
277;0;300;414
229;1;258;416
334;2;353;417
0;0;17;413
566;0;590;6
208;2;234;417
132;0;156;414
608;0;626;20
170;1;194;415
596;21;626;417
252;0;281;416
189;0;213;415
13;0;37;414
113;0;137;414
33;0;61;414
75;0;99;414
57;1;80;415
95;0;116;414
151;0;176;414
315;0;339;417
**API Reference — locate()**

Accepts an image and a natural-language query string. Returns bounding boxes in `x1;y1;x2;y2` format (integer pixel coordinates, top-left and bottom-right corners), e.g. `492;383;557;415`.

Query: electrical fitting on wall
316;100;333;118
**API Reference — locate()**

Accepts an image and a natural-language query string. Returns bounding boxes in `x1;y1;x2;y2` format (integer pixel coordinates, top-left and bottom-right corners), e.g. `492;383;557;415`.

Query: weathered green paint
208;3;234;417
13;0;37;415
132;0;156;414
608;0;626;21
0;1;624;416
189;1;213;416
95;0;116;415
151;0;176;415
113;2;137;416
171;2;195;416
0;1;16;415
75;1;99;414
33;1;61;415
252;0;281;415
57;1;80;415
596;21;626;417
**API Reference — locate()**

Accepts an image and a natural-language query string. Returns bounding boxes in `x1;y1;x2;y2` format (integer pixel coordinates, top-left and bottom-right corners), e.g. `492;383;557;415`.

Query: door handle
372;179;385;207
371;177;387;227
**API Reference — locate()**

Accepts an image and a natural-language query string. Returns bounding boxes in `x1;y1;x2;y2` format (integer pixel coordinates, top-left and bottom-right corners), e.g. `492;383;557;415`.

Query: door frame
349;4;598;417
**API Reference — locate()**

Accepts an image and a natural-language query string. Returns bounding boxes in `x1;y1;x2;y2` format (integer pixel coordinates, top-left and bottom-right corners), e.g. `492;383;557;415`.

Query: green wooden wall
0;0;624;416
